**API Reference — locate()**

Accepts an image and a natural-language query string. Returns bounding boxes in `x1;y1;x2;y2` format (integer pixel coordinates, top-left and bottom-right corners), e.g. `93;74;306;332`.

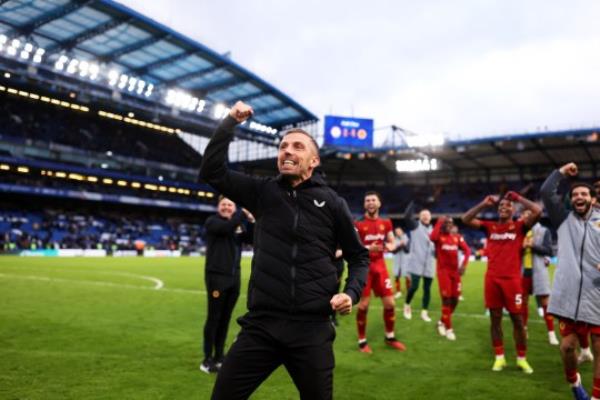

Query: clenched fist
559;162;578;177
229;101;254;123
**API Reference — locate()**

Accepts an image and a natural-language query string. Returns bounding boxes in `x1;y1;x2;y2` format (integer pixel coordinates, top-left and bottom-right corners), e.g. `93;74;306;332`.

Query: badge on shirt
212;290;220;298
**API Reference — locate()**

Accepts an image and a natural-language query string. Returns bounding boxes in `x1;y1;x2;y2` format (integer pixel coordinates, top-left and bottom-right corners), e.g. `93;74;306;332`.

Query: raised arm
198;101;262;213
429;216;445;243
403;201;418;231
540;163;575;228
504;191;542;228
461;195;497;229
458;236;471;275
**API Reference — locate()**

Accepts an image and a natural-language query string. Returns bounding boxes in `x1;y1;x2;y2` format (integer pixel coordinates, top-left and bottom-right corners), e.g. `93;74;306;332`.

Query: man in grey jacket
541;162;600;400
402;202;435;322
520;210;558;346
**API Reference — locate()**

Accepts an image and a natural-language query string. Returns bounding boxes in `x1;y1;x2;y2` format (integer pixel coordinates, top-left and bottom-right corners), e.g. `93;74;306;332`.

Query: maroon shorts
558;318;600;339
437;269;460;298
362;259;393;298
521;275;533;296
484;274;523;314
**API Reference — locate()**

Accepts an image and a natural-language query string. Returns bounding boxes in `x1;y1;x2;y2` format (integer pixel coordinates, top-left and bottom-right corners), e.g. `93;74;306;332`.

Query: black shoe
199;358;218;374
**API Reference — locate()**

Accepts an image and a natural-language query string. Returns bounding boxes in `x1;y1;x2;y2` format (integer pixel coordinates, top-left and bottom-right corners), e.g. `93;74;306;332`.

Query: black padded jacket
199;116;369;320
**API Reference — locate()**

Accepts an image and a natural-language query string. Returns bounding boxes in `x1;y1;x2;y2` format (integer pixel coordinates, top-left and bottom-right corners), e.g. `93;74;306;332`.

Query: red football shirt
479;219;527;278
355;216;393;263
430;219;471;271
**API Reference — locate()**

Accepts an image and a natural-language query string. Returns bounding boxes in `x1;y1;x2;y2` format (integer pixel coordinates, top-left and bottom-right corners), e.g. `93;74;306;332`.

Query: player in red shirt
462;191;541;373
355;191;406;353
430;216;471;341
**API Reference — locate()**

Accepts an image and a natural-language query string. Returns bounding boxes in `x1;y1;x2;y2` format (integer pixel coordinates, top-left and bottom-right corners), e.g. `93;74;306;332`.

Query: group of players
353;163;600;400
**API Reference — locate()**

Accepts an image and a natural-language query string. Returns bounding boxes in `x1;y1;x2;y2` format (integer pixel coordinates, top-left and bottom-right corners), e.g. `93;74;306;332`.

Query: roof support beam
7;0;89;37
530;138;559;167
489;142;521;168
101;33;168;62
130;49;196;76
47;16;132;53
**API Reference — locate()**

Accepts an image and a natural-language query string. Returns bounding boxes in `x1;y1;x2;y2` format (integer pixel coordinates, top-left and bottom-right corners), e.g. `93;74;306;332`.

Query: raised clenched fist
559;162;578;177
229;101;254;123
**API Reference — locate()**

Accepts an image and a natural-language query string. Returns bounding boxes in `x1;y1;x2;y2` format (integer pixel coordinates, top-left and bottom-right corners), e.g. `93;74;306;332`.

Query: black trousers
203;278;240;360
211;314;336;400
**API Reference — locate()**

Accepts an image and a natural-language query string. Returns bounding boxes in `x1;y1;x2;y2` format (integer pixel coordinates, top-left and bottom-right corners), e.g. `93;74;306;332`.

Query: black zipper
573;220;588;322
291;189;299;311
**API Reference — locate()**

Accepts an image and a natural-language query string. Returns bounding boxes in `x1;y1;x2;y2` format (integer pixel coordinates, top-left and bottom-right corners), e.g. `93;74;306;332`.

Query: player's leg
444;274;460;340
437;270;451;335
214;285;241;365
202;287;225;372
284;321;336;400
538;294;558;345
504;277;532;373
381;294;406;351
211;319;281;400
357;274;372;353
420;276;433;322
392;261;402;298
404;273;421;319
486;275;507;371
579;332;595;365
558;320;588;399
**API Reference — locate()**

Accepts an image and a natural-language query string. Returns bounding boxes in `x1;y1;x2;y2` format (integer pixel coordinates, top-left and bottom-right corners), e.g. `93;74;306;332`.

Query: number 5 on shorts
515;294;522;305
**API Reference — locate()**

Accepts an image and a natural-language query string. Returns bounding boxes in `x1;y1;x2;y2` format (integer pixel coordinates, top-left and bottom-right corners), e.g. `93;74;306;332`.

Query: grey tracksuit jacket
403;202;435;278
541;170;600;325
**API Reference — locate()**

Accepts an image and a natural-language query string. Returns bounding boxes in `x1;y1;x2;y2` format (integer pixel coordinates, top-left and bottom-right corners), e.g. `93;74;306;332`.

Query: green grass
0;256;591;399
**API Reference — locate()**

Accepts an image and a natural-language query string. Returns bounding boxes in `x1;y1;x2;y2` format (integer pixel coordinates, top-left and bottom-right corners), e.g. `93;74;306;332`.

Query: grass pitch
0;256;590;399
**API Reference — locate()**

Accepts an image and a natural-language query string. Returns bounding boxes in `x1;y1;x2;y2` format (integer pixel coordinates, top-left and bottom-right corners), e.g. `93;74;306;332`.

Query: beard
572;200;592;216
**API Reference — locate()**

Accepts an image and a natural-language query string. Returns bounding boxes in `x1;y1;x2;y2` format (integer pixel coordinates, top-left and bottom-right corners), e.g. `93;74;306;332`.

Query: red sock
542;305;554;331
405;277;411;292
565;368;578;384
356;307;367;340
492;338;504;356
394;277;400;292
383;307;395;334
516;343;527;358
592;377;600;398
441;305;452;329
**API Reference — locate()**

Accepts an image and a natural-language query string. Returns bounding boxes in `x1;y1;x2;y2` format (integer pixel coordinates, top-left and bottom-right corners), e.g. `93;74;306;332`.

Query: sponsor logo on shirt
365;233;385;242
442;244;458;251
490;232;517;241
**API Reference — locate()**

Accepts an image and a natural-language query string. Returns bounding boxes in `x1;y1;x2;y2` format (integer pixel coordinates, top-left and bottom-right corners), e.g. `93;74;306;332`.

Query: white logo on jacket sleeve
314;199;326;208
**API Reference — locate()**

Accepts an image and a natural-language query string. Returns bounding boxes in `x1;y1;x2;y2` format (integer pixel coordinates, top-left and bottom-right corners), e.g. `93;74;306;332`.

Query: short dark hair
570;182;596;198
364;190;382;202
281;128;319;154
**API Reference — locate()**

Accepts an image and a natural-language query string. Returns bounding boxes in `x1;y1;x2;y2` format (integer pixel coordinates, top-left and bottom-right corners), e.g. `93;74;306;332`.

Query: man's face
217;198;236;219
571;186;593;216
394;227;404;237
419;210;431;225
498;199;514;220
364;194;381;215
277;132;319;181
443;218;454;232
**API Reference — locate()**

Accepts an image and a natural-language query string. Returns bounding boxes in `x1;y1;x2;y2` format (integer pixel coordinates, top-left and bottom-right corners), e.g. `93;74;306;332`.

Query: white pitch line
0;273;544;324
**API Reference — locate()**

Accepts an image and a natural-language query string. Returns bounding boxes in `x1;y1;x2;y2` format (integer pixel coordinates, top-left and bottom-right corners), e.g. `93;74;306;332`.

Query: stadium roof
0;0;317;130
238;128;600;185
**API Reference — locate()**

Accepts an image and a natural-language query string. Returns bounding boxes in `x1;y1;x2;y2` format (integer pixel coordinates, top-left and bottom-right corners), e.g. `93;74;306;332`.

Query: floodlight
66;59;79;74
196;99;205;112
89;64;99;80
19;50;29;60
10;39;20;48
7;46;16;56
0;35;6;44
32;54;42;63
79;60;89;77
144;83;153;97
35;48;45;56
108;70;119;86
24;43;33;52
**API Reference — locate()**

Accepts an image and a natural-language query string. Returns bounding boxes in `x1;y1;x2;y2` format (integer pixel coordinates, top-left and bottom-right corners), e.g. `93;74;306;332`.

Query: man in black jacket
200;196;254;374
199;101;369;400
